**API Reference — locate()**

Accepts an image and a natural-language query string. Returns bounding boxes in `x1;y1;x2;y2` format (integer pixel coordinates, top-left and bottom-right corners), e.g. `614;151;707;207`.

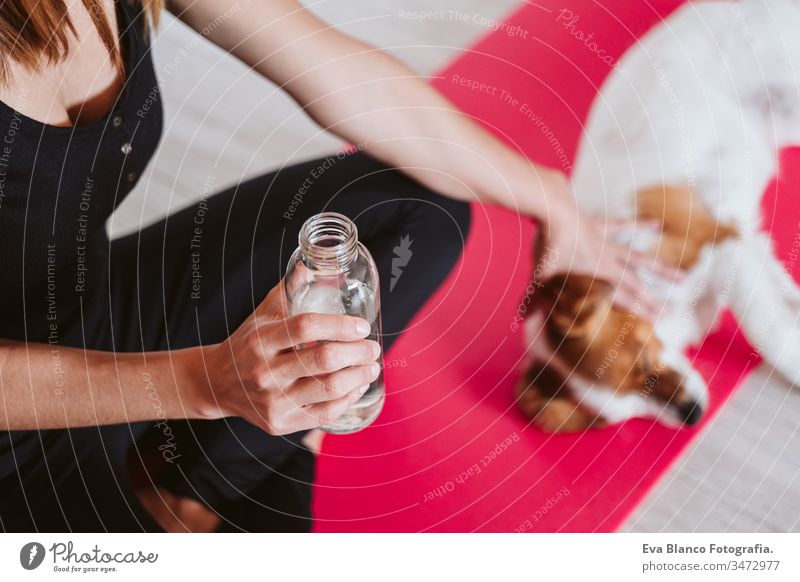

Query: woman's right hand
535;173;669;319
191;282;381;434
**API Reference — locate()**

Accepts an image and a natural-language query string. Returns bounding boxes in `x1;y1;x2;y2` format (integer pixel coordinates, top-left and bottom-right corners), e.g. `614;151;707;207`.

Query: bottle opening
298;212;359;271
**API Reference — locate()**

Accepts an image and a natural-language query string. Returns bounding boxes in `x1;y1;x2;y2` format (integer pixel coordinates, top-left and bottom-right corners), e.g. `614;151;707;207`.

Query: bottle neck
298;212;359;271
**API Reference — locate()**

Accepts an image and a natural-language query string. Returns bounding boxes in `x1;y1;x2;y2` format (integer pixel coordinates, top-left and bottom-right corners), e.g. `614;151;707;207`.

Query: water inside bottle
292;281;385;434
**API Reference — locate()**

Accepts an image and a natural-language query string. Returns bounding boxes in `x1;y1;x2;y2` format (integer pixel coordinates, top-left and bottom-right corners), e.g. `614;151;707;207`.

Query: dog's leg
719;233;800;384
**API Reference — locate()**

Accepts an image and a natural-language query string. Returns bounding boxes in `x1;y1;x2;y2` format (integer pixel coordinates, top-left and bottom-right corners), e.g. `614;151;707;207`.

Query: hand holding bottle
284;212;386;433
193;282;382;435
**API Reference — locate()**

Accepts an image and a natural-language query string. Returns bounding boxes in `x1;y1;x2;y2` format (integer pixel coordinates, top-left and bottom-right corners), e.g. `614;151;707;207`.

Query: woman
0;0;650;532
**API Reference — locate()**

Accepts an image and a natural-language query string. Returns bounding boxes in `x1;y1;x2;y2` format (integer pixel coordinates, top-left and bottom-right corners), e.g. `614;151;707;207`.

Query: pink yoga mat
312;0;793;532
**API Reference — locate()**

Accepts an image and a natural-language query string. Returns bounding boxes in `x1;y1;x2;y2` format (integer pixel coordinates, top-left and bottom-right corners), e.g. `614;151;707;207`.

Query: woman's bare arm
0;340;199;431
166;0;564;219
166;0;657;309
1;284;379;433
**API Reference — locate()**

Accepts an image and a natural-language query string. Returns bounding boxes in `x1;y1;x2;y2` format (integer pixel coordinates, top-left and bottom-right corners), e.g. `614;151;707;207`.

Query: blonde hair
0;0;164;83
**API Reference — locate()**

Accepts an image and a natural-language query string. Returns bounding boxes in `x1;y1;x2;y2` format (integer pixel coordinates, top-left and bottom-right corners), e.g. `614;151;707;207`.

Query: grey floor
114;0;800;532
624;366;800;532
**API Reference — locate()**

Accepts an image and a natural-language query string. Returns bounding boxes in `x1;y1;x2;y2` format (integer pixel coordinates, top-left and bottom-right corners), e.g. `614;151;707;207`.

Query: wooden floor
113;0;800;532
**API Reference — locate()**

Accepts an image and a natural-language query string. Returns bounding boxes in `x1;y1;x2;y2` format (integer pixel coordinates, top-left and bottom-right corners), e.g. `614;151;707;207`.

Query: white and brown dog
517;0;800;432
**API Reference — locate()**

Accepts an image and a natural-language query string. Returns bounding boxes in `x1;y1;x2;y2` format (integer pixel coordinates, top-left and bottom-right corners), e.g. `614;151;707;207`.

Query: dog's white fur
528;0;800;426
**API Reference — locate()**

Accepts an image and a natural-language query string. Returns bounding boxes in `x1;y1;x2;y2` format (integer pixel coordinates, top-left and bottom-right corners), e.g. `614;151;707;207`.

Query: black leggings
0;152;470;532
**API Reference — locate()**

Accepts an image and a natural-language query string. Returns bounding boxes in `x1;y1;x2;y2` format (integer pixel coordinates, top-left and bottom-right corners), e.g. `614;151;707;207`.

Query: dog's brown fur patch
638;184;738;269
517;272;701;431
537;274;664;394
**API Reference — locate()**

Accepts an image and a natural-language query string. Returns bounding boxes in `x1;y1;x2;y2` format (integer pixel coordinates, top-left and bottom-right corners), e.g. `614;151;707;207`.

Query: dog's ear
516;360;568;399
515;360;566;417
515;360;606;432
540;274;614;338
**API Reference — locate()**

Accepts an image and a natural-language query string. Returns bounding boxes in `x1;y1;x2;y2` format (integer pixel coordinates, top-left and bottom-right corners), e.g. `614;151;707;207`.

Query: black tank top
0;0;162;344
0;0;163;471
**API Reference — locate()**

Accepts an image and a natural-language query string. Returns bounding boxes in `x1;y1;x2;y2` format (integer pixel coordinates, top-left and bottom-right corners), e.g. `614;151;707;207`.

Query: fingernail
355;319;370;335
359;384;370;395
370;341;381;359
369;362;381;377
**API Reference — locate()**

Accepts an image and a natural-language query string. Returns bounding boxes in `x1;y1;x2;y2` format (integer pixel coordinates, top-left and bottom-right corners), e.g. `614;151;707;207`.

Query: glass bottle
284;212;385;434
